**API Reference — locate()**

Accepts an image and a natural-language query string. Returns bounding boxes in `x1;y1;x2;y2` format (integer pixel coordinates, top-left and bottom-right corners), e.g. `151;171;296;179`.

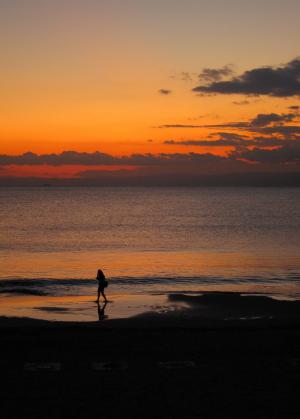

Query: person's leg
97;287;101;302
101;289;108;302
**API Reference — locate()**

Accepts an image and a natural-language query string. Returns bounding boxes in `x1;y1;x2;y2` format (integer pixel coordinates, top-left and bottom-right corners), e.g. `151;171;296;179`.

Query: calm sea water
1;187;300;299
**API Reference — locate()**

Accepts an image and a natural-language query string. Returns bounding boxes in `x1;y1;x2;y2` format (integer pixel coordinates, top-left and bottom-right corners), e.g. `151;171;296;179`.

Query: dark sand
1;292;300;418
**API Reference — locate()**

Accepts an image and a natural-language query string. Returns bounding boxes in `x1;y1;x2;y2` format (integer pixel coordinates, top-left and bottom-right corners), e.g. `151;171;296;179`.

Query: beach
1;292;300;418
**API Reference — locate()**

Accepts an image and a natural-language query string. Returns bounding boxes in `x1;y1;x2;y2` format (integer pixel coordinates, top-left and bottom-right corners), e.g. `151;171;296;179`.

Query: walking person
96;269;108;303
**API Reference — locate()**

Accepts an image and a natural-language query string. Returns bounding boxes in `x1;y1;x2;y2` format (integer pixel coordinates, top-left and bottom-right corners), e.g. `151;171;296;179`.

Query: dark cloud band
193;58;300;97
0;151;226;167
159;112;300;131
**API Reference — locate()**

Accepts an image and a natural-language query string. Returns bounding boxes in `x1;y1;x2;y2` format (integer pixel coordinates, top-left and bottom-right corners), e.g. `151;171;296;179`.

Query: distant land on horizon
2;172;300;187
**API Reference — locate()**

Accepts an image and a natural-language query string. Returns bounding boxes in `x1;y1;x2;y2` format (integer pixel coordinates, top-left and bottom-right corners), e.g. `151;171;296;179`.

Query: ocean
1;186;300;320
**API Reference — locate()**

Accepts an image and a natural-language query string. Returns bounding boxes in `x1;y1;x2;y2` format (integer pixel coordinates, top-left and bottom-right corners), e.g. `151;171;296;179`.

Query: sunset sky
1;0;300;183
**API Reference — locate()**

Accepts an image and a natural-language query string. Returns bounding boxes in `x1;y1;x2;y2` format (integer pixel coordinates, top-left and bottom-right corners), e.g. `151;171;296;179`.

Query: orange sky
0;94;293;155
1;1;300;181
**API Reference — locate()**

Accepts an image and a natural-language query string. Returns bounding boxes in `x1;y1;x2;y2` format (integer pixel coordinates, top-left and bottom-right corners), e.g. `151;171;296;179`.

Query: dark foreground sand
1;292;300;419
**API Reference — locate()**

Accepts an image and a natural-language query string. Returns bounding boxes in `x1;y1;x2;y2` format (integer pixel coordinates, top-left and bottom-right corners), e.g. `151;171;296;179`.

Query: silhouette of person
96;269;108;303
97;301;108;320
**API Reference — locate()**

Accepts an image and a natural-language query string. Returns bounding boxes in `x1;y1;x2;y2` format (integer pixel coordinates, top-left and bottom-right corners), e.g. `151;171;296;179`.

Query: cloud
207;112;299;129
0;150;227;167
158;124;204;128
254;125;300;136
250;113;297;127
214;132;246;141
180;72;193;81
232;100;250;105
164;139;244;147
0;151;116;166
159;122;248;130
289;105;300;111
2;148;300;187
158;89;172;95
170;71;194;82
230;144;300;164
193;58;300;97
198;65;234;82
164;133;247;147
165;135;300;149
158;112;299;133
188;114;221;121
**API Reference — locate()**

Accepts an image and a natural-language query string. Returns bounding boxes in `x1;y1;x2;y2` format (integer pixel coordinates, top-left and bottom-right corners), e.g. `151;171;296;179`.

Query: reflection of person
96;269;108;303
97;301;108;320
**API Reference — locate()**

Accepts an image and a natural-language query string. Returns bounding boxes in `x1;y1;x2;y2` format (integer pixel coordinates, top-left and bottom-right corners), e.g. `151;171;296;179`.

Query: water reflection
97;301;108;321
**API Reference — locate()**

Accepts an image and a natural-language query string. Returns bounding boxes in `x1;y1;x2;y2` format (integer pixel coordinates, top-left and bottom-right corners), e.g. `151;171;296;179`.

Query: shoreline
1;291;300;329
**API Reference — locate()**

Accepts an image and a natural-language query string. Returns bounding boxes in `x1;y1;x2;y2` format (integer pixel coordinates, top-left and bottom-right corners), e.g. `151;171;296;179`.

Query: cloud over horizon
1;107;300;184
1;146;300;187
0;150;227;167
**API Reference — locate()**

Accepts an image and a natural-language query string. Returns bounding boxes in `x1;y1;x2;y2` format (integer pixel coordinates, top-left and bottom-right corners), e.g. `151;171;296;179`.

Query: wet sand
0;292;189;322
1;292;300;418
